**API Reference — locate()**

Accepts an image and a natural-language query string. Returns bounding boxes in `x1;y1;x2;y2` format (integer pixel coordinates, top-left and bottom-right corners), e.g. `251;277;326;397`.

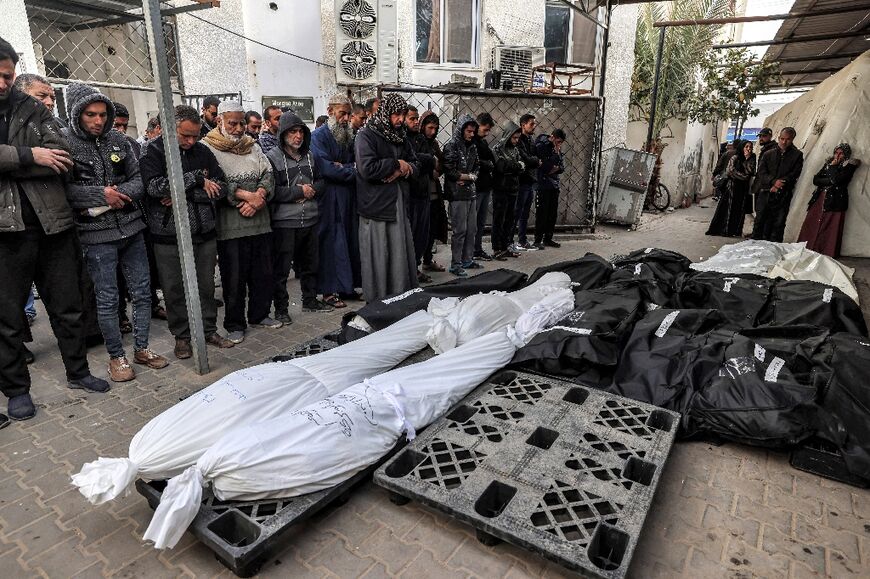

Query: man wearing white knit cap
203;101;279;344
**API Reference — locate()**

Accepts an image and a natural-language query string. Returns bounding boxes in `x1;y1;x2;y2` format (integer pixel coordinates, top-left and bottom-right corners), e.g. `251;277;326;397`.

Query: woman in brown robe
798;143;860;258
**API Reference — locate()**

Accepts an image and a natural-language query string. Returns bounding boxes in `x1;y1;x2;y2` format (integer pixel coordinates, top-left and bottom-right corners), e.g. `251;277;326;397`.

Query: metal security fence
379;86;602;229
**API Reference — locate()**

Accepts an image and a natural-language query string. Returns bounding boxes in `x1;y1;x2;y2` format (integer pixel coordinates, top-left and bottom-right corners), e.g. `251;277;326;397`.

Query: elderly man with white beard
202;101;279;344
310;93;362;308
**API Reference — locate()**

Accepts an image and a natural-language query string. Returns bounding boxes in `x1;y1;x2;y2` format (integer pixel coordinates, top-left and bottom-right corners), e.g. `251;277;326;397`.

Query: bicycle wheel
652;183;670;211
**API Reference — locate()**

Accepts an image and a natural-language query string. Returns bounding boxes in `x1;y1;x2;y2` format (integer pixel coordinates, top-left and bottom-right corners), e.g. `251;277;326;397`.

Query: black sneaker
275;312;293;325
473;250;493;262
68;374;111;393
544;239;561;248
8;394;35;421
492;250;509;261
23;345;34;365
533;242;546;250
303;300;334;313
0;413;8;430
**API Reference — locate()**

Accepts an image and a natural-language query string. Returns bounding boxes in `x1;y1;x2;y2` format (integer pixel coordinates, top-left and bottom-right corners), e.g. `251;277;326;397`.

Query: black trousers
217;233;274;332
534;187;559;243
153;238;219;340
272;225;319;313
407;196;430;267
751;190;792;242
491;192;517;252
0;226;90;398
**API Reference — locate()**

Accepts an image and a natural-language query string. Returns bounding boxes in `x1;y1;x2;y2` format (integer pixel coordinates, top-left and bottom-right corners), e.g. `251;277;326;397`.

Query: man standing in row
404;106;438;283
311;93;359;307
749;127;776;214
245;110;262;142
203;101;280;344
199;95;220;138
62;82;168;382
513;113;540;251
267;110;329;320
443;114;480;277
0;38;110;421
140;105;235;358
533;129;566;249
355;93;419;302
258;105;282;154
752;127;803;242
473;113;496;262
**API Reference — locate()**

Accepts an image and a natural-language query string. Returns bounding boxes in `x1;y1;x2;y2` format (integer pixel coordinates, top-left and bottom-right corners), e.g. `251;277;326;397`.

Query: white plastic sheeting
691;240;858;302
71;311;433;505
142;288;575;550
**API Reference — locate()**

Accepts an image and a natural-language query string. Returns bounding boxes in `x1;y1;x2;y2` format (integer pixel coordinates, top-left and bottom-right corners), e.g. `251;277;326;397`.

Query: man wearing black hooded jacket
473;113;495;261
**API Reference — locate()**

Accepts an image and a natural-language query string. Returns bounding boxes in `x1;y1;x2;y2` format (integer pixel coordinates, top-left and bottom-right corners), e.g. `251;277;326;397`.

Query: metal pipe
713;29;869;49
654;4;870;27
141;0;210;375
591;0;611;230
779;66;845;76
646;27;666;149
716;51;864;66
63;2;216;32
378;84;599;101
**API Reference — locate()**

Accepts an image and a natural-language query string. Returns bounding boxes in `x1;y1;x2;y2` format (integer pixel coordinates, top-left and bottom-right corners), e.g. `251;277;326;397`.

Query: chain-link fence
378;86;601;229
24;0;182;91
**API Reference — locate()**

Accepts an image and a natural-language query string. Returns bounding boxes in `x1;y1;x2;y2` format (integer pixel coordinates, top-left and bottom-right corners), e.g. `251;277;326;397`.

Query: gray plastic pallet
374;370;679;579
139;334;434;577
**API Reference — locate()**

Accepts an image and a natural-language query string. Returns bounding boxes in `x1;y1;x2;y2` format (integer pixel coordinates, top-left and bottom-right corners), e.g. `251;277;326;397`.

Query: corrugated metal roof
763;0;870;87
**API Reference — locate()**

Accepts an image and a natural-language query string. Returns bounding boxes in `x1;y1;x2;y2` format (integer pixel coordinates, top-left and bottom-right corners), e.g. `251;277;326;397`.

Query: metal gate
380;86;602;229
182;93;245;111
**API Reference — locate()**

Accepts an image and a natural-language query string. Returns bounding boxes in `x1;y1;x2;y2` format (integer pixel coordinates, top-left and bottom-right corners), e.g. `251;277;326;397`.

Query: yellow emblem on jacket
110;153;121;163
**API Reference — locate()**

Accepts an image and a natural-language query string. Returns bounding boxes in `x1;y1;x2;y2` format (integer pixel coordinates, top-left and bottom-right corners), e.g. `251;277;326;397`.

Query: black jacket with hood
0;87;74;235
139;134;228;244
757;144;804;199
62;82;145;245
354;120;420;222
474;132;496;192
535;133;565;191
517;131;540;184
266;112;325;228
491;121;525;195
808;157;860;213
407;118;439;201
442;114;479;202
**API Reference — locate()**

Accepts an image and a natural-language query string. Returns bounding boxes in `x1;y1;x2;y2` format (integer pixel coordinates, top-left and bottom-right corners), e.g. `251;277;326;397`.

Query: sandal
323;294;347;308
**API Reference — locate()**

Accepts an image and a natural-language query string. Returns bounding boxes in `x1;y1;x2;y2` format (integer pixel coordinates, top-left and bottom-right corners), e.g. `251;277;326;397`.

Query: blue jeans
24;288;36;318
513;183;536;245
83;232;151;358
474;189;491;253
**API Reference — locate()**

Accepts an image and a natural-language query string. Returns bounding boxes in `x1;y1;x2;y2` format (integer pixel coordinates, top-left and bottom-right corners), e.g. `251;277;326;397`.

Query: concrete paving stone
10;512;76;560
28;536;104;575
628;539;690;576
83;522;152;574
446;536;515;578
767;486;823;520
65;508;132;547
497;542;550;577
828;547;870;577
110;550;186;578
357;525;423;574
286;523;340;563
399;549;468;579
725;539;790;579
794;478;855;515
309;541;377;577
736;495;794;538
170;541;234;577
703;504;762;551
319;502;383;547
15;451;66;486
0;493;53;531
1;437;47;468
402;513;467;563
711;463;766;503
364;497;426;537
357;561;392;579
678;476;733;519
257;555;326;579
823;506;870;537
794;514;861;563
30;468;76;503
0;545;31;578
762;525;826;574
0;476;31;507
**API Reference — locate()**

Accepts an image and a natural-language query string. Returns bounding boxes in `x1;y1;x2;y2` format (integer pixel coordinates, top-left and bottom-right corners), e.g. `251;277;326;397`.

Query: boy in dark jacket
512;113;541;250
139;105;234;359
405;106;437;283
63;82;169;382
266;111;329;320
533;129;565;249
491;121;524;260
443;114;480;277
473;112;496;261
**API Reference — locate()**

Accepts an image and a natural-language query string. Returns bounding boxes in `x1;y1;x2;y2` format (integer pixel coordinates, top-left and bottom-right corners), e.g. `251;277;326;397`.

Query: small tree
686;48;781;139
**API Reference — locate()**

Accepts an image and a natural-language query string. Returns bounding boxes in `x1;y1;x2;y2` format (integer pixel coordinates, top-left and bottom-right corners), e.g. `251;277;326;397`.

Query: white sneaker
252;316;283;329
226;330;245;344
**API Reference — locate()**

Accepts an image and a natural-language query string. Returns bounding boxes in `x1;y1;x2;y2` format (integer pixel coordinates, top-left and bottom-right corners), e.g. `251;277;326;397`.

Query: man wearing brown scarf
203;101;279;344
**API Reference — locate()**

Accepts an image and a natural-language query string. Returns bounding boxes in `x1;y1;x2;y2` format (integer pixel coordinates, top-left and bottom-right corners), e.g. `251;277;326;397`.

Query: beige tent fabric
763;51;869;257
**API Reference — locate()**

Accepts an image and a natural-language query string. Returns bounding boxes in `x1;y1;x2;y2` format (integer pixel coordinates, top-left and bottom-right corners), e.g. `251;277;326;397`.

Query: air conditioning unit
491;46;546;91
334;0;398;85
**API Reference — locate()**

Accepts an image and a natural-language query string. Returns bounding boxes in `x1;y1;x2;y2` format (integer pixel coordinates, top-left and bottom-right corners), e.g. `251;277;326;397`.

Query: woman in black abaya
707;140;756;238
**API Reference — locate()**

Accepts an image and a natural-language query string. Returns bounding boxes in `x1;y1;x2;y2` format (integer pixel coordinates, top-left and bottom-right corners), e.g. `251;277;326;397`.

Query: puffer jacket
491;121;525;195
442;114;479;202
0;88;74;234
62;82;145;245
808;158;860;213
139;135;228;244
266;112;325;228
535;133;564;191
517;131;540;184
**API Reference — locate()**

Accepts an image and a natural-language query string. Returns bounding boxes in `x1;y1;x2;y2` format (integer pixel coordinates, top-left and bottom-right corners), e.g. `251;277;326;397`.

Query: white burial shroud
71;273;571;505
143;288;575;550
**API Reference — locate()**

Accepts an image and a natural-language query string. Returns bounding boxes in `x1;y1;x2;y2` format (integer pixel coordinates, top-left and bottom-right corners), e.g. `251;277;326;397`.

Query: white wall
601;3;639;151
0;0;37;74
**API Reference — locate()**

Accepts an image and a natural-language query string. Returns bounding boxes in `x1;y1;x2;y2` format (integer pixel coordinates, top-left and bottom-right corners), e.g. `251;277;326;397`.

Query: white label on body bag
822;288;833;303
654;311;680;338
754;344;766;362
764;357;785;382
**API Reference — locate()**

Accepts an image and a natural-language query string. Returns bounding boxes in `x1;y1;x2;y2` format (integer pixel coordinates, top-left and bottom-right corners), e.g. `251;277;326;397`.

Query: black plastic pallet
790;438;869;489
374;370;679;579
139;334;435;576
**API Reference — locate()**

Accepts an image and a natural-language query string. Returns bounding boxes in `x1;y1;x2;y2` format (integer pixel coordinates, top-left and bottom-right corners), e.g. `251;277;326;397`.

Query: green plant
630;0;734;146
686;48;781;138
